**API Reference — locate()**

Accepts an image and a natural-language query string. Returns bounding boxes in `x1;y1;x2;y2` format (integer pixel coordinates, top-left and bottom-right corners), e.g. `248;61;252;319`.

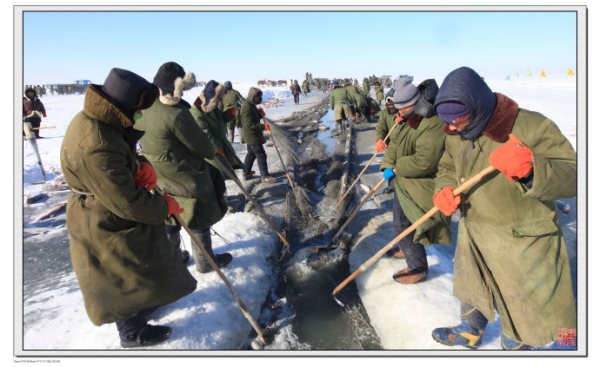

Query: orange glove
394;113;404;123
257;108;266;118
375;139;387;153
134;162;157;191
216;148;224;156
489;134;533;182
163;193;184;216
264;123;270;132
433;187;460;216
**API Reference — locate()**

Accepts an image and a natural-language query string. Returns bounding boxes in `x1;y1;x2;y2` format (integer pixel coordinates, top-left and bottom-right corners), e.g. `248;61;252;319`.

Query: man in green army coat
329;79;355;130
375;91;399;195
241;87;276;183
60;68;196;348
192;80;245;179
374;81;384;106
136;62;233;274
301;78;311;95
431;66;576;350
345;81;369;122
380;78;451;284
362;77;370;96
219;80;247;143
191;80;246;211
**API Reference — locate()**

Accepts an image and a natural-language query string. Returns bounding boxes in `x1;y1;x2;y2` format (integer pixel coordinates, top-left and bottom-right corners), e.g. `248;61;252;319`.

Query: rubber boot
432;303;489;349
190;228;233;273
501;334;533;350
165;226;190;264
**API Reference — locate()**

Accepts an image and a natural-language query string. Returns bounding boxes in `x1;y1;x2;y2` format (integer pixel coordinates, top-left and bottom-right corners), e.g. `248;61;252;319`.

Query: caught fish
359;183;371;193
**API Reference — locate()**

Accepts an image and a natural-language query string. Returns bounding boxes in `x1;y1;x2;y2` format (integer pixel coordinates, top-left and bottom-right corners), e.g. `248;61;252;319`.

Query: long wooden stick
263;118;294;188
336;121;400;208
211;156;291;256
329;177;387;246
332;165;497;297
154;185;266;344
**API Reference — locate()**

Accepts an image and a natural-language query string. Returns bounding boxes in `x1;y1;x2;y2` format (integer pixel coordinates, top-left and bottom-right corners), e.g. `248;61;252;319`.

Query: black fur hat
102;68;158;116
153;62;196;104
153;62;185;95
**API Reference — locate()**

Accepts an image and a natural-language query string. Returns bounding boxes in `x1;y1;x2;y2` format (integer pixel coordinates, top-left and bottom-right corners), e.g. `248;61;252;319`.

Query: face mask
133;112;144;122
254;96;262;104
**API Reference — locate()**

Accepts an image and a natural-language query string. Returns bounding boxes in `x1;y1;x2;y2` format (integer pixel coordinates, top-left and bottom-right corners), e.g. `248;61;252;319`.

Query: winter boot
165;227;190;264
392;268;427;284
120;325;172;348
501;334;533;350
190;228;233;273
117;313;172;348
432;304;489;349
386;246;405;259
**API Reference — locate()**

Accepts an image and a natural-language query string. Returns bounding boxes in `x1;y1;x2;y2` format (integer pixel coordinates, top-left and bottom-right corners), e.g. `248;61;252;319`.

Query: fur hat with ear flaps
153;61;196;105
102;67;159;118
194;79;225;113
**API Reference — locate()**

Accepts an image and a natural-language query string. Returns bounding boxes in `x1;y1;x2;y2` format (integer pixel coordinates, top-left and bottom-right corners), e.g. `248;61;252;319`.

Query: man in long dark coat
60;68;196;348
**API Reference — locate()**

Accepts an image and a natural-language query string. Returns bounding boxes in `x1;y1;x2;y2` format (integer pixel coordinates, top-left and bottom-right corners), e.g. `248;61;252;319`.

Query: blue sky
20;8;579;86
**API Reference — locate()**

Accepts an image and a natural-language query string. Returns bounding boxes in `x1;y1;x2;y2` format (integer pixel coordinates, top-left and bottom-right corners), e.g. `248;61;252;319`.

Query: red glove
216;148;224;156
433;187;460;216
264;123;270;132
43;113;47;118
257;108;266;118
489;134;533;182
375;139;387;153
163;193;184;216
134;162;157;191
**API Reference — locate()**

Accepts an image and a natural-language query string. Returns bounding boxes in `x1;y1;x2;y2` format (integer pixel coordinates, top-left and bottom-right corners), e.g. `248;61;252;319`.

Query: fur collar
442;93;519;142
406;114;423;129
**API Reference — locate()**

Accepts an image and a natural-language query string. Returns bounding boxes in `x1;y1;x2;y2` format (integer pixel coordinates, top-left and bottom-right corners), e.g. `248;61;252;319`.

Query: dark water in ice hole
251;108;382;350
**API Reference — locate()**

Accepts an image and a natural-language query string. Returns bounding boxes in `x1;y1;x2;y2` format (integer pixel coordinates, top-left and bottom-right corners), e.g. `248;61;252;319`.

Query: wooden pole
336;121;400;208
332;165;497;297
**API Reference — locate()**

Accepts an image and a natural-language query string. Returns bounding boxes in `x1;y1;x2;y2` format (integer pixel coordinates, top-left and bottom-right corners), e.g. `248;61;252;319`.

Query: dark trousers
24;116;42;138
244;144;269;177
293;93;300;104
392;188;428;272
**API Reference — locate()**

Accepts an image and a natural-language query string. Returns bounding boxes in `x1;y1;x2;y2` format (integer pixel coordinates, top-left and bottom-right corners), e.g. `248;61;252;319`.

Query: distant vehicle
74;79;92;86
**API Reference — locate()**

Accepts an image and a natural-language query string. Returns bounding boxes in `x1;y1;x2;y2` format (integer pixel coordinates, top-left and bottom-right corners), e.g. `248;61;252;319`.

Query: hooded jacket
434;66;576;346
240;87;267;145
59;85;196;325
